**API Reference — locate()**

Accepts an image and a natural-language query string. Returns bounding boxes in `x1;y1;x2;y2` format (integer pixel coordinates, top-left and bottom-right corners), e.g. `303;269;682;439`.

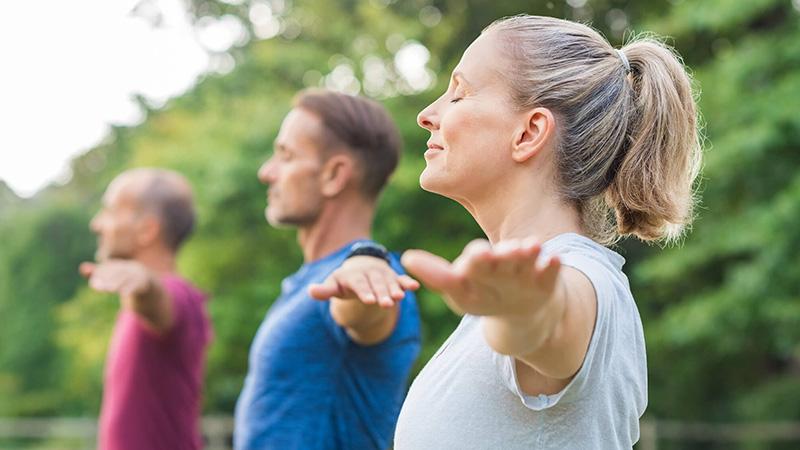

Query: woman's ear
320;154;355;197
512;107;556;163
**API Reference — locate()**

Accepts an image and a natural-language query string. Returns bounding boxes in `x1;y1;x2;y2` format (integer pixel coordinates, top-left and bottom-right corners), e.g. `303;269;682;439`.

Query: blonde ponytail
606;39;702;242
485;16;703;244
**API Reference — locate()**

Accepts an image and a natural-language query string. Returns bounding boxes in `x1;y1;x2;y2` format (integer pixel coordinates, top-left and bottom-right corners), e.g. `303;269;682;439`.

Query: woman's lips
425;143;444;158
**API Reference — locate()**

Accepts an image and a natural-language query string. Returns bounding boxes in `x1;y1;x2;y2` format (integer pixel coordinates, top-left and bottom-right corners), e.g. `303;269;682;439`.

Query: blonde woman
311;14;701;449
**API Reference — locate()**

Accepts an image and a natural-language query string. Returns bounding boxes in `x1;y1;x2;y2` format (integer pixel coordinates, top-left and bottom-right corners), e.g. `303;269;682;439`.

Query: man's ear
512;107;556;163
320;154;355;197
136;214;163;248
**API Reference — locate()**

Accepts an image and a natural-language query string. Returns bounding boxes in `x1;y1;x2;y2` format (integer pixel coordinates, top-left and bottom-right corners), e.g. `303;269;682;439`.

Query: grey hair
485;15;702;244
126;168;196;251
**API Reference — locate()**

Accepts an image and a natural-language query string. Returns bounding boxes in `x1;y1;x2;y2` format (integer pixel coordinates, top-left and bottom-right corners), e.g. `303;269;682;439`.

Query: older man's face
90;177;145;261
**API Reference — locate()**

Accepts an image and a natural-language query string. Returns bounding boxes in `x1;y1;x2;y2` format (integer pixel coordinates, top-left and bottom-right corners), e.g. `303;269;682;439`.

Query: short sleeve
125;276;191;339
318;298;351;347
161;276;211;348
492;251;619;411
164;276;192;332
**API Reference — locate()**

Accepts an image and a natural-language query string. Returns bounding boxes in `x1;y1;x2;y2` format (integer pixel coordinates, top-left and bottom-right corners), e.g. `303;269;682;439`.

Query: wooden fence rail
0;416;233;450
2;417;800;449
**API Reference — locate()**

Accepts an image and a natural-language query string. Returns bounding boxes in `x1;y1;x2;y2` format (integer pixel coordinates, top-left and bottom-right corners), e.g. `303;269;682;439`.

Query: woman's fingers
402;249;460;293
514;239;542;276
489;239;526;274
535;256;562;292
454;239;494;277
453;239;547;280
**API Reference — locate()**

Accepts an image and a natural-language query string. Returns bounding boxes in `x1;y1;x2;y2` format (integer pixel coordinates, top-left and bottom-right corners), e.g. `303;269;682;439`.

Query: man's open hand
80;260;154;298
309;256;420;308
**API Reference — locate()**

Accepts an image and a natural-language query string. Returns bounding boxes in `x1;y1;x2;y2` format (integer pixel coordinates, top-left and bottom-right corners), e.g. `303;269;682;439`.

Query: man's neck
297;198;375;263
135;247;177;275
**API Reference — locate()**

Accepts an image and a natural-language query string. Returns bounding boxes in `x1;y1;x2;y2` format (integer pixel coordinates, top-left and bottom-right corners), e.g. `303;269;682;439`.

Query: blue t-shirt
234;240;421;450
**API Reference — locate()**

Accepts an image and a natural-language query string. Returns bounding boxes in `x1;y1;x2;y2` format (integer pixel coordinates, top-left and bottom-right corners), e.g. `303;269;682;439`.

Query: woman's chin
419;168;453;196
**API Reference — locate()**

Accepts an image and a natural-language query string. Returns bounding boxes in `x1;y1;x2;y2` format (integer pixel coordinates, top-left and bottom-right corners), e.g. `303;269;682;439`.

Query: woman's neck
466;178;583;245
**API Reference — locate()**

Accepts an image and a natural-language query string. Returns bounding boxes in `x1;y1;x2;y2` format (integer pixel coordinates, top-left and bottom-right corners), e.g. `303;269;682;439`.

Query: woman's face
417;31;521;204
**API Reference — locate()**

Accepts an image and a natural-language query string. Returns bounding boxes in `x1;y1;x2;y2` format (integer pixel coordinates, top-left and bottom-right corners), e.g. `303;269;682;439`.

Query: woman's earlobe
512;108;554;163
512;128;539;163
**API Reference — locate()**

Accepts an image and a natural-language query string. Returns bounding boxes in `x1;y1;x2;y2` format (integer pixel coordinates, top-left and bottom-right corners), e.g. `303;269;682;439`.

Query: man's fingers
365;271;394;307
308;277;343;300
398;274;420;292
344;274;377;304
89;273;121;293
79;262;96;279
401;249;459;293
384;274;406;302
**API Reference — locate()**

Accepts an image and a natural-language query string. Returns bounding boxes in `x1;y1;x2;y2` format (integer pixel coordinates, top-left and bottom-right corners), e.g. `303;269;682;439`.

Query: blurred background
0;0;799;449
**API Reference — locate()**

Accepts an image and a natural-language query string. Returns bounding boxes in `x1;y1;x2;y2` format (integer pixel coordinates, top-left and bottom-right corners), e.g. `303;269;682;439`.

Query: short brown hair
294;89;402;199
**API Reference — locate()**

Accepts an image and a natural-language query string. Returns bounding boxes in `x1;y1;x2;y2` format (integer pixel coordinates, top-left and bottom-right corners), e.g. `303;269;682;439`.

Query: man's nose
258;158;276;185
89;214;101;233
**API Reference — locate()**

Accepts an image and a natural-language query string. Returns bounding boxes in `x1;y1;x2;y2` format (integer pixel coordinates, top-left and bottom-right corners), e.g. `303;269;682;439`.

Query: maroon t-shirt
98;274;212;450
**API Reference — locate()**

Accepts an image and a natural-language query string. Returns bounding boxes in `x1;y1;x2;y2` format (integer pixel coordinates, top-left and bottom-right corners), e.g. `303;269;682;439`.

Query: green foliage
636;0;800;431
0;206;94;414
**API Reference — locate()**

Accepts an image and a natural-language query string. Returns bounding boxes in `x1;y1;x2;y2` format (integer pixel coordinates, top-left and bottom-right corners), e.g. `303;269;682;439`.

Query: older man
81;168;212;450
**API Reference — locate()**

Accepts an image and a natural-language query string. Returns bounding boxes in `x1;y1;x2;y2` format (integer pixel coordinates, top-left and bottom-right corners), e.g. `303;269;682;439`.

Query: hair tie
616;49;631;74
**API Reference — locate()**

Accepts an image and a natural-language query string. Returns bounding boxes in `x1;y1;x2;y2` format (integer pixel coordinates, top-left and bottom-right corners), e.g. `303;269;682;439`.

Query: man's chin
94;250;108;262
95;249;132;262
265;210;293;229
266;209;314;229
266;217;301;230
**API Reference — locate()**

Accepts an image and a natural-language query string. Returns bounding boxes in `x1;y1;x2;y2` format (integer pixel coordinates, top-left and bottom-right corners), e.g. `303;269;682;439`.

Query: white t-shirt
394;233;647;449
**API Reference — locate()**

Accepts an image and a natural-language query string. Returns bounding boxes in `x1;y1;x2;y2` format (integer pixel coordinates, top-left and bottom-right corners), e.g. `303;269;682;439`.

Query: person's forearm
481;279;567;358
129;276;172;332
330;299;398;344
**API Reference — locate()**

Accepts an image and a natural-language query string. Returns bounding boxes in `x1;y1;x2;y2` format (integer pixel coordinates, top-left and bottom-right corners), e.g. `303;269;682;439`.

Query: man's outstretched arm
80;260;174;334
309;256;419;345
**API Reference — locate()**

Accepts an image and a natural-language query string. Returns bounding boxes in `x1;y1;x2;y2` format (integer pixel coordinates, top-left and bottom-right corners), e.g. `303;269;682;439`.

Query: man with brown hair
81;168;212;450
234;89;421;450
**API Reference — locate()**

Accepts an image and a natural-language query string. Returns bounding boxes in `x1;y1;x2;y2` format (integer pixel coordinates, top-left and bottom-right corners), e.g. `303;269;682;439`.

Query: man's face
90;178;143;261
258;108;327;228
